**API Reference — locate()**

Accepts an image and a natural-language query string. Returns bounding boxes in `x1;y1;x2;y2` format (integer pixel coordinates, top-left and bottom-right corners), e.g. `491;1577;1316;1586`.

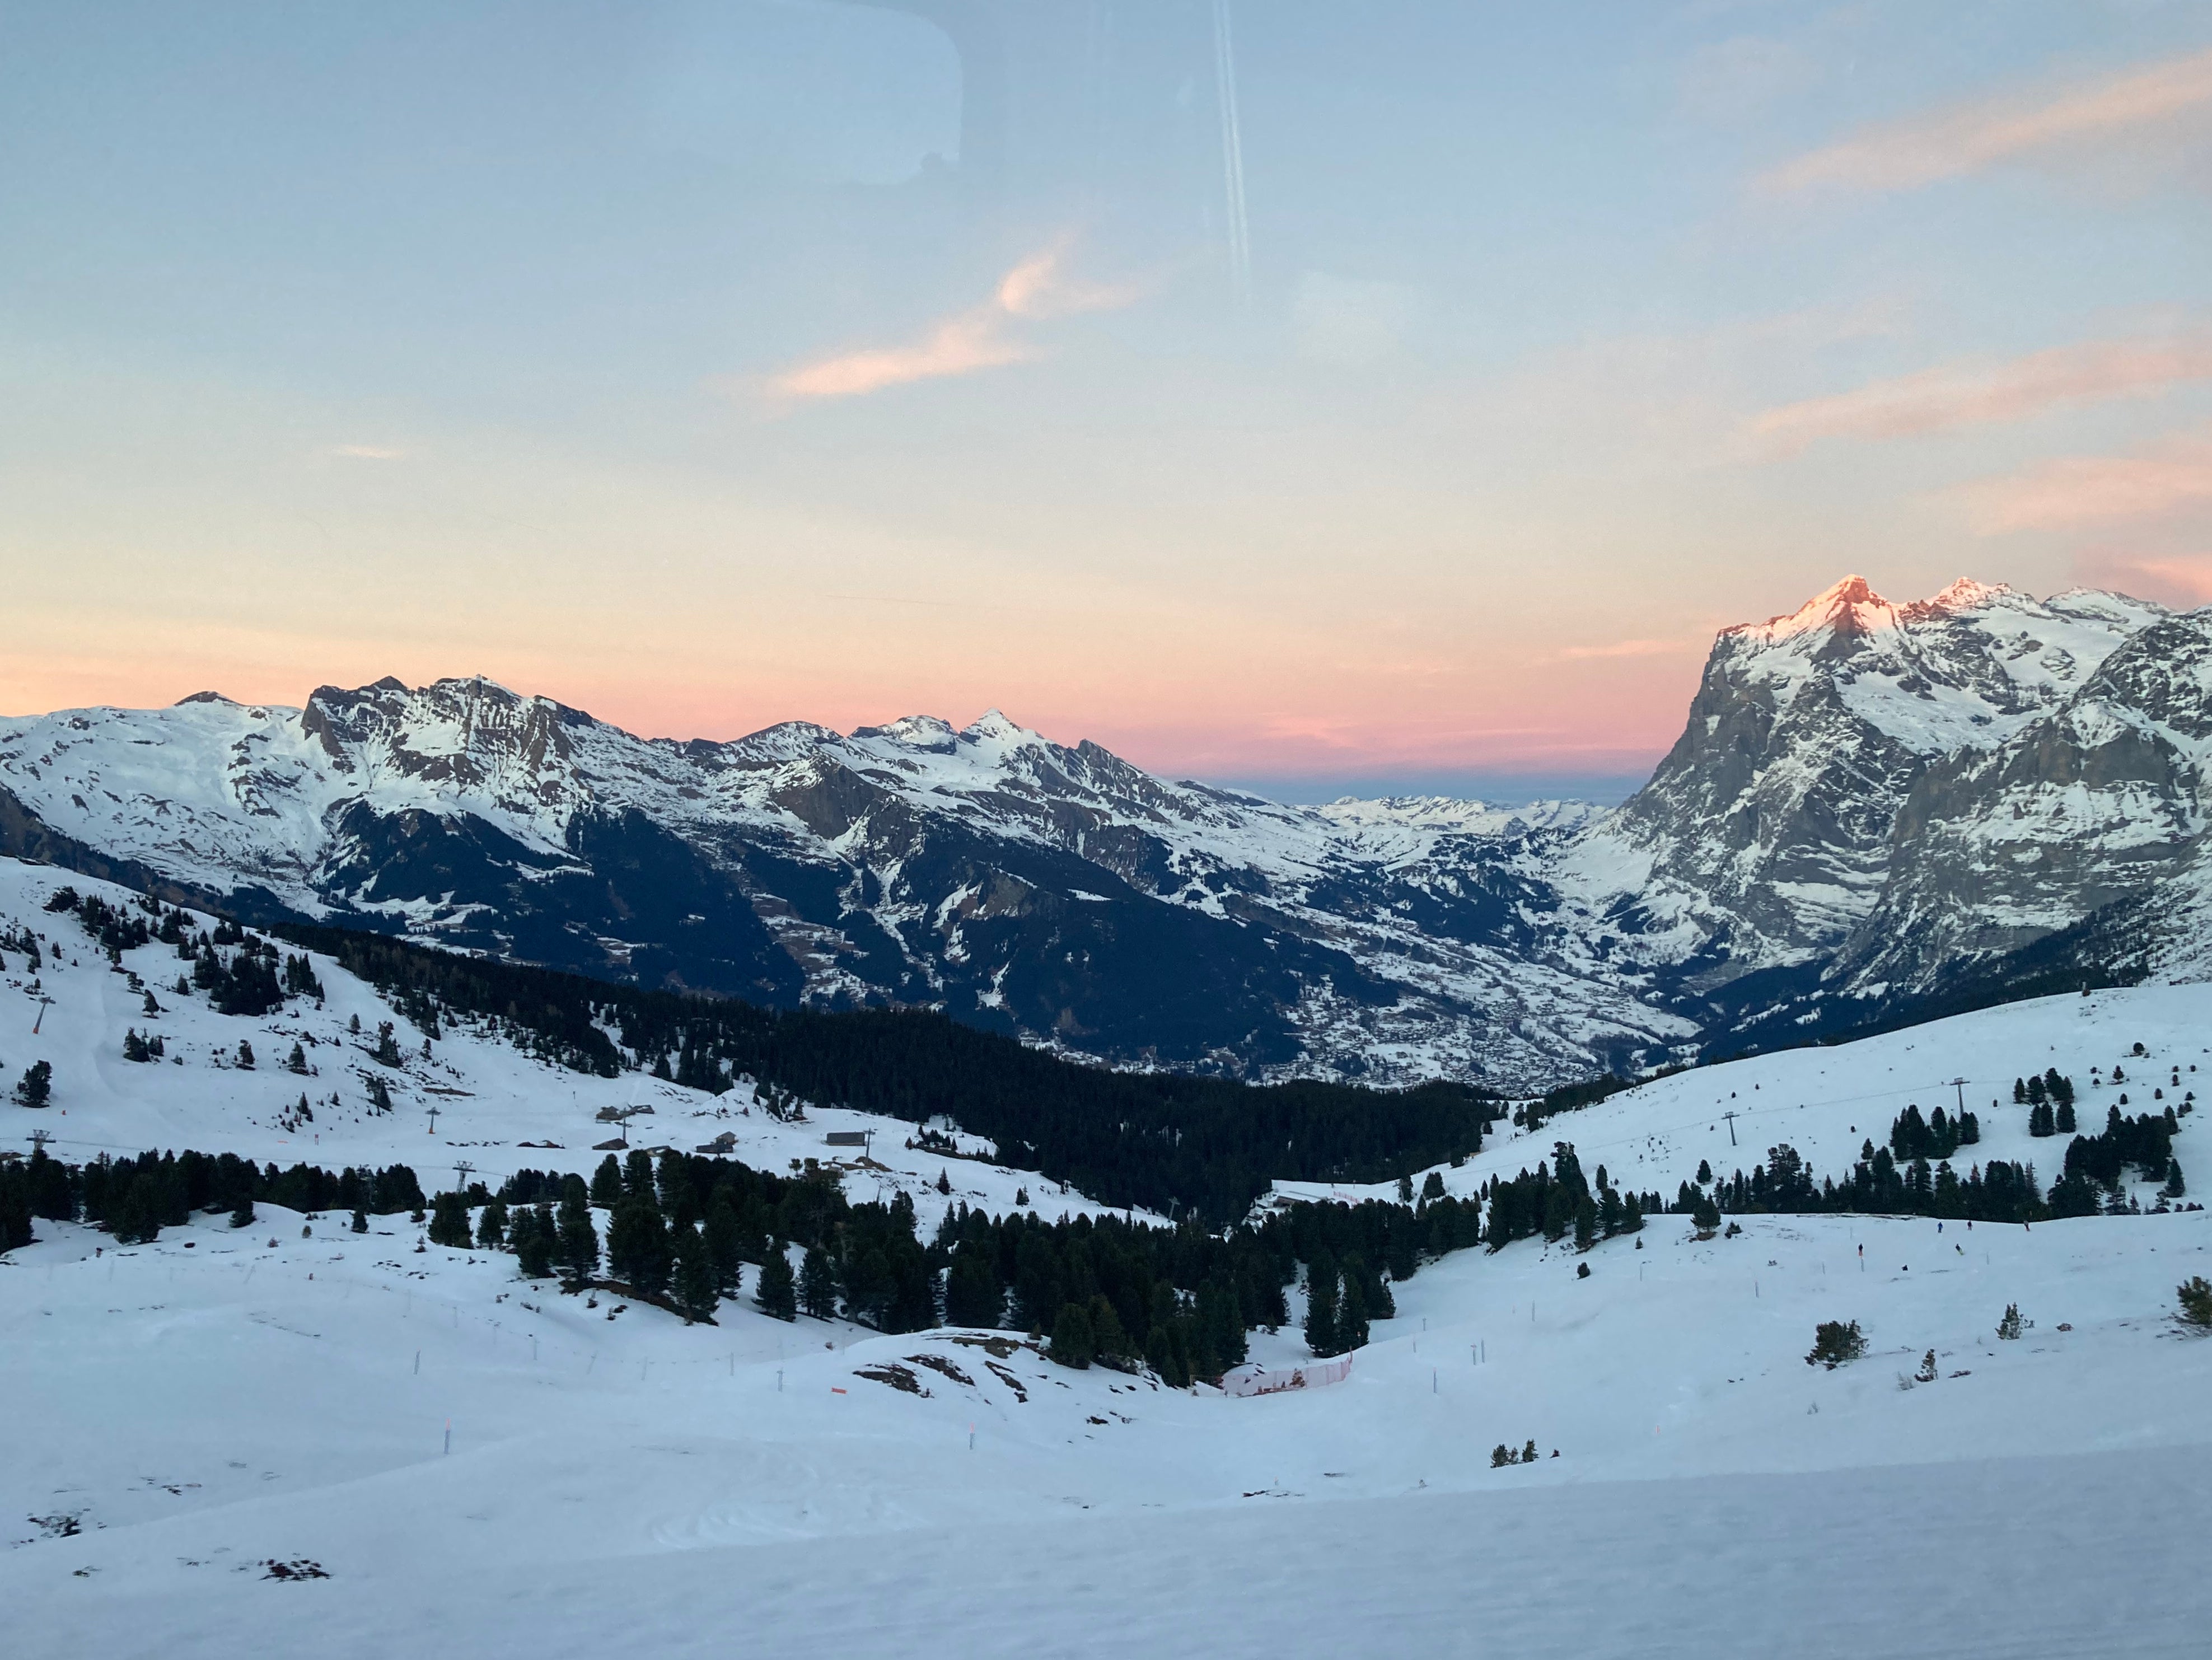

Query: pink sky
4;30;2208;789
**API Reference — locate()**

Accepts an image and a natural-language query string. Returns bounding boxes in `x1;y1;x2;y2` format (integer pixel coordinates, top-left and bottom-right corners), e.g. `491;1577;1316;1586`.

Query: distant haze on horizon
3;3;2208;787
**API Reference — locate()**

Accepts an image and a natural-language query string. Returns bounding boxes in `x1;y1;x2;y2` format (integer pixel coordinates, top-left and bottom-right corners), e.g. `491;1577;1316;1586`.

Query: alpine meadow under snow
4;853;2211;1657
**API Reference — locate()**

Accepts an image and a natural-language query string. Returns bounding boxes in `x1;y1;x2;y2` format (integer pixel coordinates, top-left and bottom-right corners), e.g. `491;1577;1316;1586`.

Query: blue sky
4;1;2210;797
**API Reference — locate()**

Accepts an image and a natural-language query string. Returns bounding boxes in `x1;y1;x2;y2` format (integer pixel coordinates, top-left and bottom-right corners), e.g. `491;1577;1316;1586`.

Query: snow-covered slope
1280;980;2207;1217
0;857;1126;1229
5;905;2210;1657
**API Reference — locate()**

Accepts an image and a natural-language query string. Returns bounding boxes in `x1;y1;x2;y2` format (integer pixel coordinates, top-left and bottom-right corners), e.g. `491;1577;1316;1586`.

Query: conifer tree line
1476;1143;1657;1252
1659;1100;2191;1225
0;1145;427;1250
41;885;316;1017
0;1139;1492;1376
267;919;1504;1221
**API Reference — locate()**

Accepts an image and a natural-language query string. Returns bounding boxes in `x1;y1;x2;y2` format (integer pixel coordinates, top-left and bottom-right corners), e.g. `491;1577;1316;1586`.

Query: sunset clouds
11;8;2211;792
768;312;1032;401
1762;46;2212;195
1753;333;2212;452
766;241;1138;402
1963;425;2212;532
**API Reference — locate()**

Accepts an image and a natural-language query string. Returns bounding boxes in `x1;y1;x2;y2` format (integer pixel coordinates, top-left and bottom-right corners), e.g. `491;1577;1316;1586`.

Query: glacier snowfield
3;857;2210;1657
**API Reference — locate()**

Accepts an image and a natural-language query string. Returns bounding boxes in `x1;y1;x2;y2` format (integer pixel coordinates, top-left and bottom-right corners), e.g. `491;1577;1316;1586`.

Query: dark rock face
1831;613;2212;997
4;576;2208;1086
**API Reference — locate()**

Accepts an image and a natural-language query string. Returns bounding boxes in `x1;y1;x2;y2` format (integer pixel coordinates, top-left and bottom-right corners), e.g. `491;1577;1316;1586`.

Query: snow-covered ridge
4;572;2211;1089
0;675;1678;1087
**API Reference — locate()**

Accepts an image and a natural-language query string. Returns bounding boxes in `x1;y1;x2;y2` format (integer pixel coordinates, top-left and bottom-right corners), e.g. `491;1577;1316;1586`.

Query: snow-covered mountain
4;574;2209;1087
1550;576;2203;1044
0;677;1674;1086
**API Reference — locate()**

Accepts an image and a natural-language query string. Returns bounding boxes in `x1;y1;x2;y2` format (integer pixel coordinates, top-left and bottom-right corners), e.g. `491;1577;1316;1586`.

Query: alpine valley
6;575;2208;1091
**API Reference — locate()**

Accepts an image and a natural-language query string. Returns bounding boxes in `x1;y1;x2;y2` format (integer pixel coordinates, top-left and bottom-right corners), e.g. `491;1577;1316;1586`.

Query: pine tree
2056;1101;2076;1134
475;1199;507;1248
555;1191;598;1287
607;1201;671;1297
1996;1303;2023;1340
2177;1276;2212;1330
230;1192;256;1229
1145;1324;1180;1385
350;1207;369;1235
1805;1320;1867;1368
798;1246;838;1319
235;1040;255;1070
672;1223;718;1323
1303;1257;1340;1358
1084;1295;1134;1367
703;1196;745;1294
589;1154;623;1207
513;1207;554;1279
286;1042;307;1074
1050;1301;1095;1369
756;1246;798;1320
427;1191;473;1249
944;1248;1003;1328
1338;1273;1369;1352
14;1060;53;1108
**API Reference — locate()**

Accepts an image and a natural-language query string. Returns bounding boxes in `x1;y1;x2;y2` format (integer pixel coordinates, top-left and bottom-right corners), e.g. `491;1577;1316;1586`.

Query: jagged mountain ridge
3;574;2206;1086
0;677;1670;1086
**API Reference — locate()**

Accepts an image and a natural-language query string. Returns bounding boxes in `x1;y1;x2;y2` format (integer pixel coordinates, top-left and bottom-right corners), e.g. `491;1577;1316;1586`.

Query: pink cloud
1760;46;2212;195
765;239;1137;402
769;309;1031;400
1753;333;2212;452
2071;551;2212;606
1963;425;2212;532
996;242;1143;321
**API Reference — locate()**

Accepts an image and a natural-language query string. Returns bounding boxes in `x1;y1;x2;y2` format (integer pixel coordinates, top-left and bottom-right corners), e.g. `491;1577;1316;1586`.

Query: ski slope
0;857;1131;1229
4;857;2211;1656
1278;981;2210;1215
